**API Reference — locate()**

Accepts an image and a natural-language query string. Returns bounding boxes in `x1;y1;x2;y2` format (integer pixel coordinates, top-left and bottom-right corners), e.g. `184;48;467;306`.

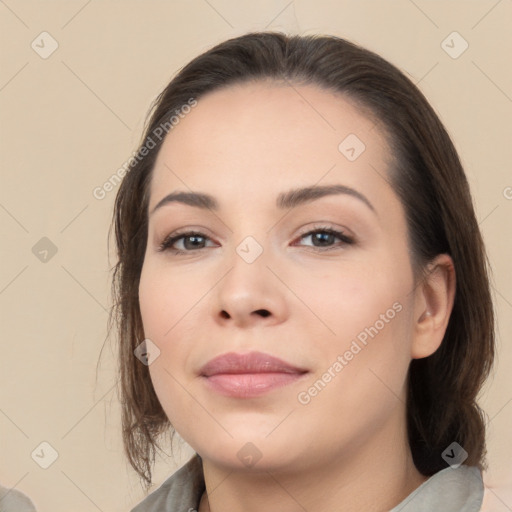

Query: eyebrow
150;184;376;216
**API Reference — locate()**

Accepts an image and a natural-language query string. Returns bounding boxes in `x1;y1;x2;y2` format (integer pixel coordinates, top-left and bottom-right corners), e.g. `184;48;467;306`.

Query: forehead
149;81;393;209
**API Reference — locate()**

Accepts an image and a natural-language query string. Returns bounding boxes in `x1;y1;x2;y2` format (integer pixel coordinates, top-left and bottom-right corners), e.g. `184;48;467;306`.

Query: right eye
158;231;217;254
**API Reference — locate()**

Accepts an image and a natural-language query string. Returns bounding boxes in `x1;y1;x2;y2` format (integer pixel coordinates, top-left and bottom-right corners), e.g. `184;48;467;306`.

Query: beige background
0;1;511;510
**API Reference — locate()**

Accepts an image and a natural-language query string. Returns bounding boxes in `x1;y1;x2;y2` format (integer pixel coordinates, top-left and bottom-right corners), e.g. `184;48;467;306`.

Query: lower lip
202;372;306;398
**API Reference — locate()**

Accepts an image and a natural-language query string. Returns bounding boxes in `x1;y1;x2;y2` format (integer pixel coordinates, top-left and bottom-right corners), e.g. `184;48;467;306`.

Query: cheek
138;263;209;401
297;297;413;442
288;256;410;340
138;262;205;340
138;266;198;430
297;255;415;398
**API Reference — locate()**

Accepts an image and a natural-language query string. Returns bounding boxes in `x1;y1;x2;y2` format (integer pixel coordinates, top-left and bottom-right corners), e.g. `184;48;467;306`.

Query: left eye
295;228;354;249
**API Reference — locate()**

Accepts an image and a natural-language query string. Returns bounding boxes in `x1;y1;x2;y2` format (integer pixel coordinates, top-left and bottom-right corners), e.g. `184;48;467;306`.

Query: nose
219;307;271;320
213;248;289;329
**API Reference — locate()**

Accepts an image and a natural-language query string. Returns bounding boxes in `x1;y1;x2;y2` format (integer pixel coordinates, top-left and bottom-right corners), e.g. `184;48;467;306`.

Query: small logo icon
236;236;263;264
31;441;59;469
32;237;58;263
441;441;468;469
236;442;262;467
134;339;161;366
338;134;366;161
31;32;59;59
441;32;469;59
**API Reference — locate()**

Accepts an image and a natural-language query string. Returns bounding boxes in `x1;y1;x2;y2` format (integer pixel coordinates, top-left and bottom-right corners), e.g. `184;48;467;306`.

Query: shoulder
390;465;484;512
130;454;205;512
0;483;38;512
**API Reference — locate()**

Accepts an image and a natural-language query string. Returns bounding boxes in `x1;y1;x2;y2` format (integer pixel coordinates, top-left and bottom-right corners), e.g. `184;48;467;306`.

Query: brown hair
107;32;495;488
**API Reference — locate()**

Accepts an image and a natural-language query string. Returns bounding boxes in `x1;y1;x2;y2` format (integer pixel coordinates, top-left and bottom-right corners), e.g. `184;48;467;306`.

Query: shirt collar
131;454;484;512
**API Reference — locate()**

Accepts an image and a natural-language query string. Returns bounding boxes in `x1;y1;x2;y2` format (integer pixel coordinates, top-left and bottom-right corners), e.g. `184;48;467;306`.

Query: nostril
254;309;271;317
220;310;230;319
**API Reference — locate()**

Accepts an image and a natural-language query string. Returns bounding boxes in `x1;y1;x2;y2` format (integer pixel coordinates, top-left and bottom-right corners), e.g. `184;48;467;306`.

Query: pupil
184;235;204;249
314;232;333;246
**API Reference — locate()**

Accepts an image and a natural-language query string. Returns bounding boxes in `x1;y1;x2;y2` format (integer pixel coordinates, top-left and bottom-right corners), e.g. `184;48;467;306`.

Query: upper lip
200;351;308;377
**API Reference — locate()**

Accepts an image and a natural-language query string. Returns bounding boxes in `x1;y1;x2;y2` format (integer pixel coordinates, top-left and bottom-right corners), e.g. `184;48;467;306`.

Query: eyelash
157;226;354;255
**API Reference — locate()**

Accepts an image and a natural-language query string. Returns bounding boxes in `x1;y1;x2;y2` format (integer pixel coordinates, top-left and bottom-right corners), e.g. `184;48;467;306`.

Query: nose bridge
223;232;271;302
235;234;266;266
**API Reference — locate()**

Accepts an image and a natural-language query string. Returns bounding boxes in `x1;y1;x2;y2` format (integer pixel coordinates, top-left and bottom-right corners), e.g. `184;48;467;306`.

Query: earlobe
411;254;456;359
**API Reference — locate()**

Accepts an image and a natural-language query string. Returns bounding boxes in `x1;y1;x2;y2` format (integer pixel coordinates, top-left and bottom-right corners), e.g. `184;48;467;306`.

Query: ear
411;254;456;359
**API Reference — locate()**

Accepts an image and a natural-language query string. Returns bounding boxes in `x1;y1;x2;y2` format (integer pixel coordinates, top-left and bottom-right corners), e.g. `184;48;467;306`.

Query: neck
198;413;428;512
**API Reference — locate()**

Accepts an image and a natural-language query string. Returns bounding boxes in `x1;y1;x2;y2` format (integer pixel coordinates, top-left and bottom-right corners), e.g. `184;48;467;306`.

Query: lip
199;351;309;398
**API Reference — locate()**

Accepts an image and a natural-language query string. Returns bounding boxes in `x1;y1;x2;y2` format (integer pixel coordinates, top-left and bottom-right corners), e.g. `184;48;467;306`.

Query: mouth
199;351;309;398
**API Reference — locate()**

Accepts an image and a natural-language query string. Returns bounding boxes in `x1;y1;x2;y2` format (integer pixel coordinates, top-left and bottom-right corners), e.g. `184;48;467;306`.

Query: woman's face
139;81;419;472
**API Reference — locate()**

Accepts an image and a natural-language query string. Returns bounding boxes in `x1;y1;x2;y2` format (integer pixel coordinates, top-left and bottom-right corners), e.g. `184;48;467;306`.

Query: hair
107;31;495;489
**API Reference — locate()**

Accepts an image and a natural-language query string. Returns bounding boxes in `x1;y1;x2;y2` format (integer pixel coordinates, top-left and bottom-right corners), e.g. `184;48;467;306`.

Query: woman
109;32;494;511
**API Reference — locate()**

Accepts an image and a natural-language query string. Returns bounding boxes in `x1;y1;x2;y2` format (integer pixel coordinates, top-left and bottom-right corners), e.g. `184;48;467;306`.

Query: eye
157;226;354;255
158;231;216;254
294;227;354;250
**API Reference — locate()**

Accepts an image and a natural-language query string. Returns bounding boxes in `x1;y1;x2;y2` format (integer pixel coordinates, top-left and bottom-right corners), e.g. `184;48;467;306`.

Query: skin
138;81;456;512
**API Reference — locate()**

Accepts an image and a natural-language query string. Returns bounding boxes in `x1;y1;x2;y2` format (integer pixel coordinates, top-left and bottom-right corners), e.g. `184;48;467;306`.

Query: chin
192;431;307;472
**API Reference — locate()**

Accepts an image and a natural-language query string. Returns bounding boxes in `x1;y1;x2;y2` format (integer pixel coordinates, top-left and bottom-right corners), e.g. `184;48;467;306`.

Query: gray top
0;484;38;512
130;454;484;512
